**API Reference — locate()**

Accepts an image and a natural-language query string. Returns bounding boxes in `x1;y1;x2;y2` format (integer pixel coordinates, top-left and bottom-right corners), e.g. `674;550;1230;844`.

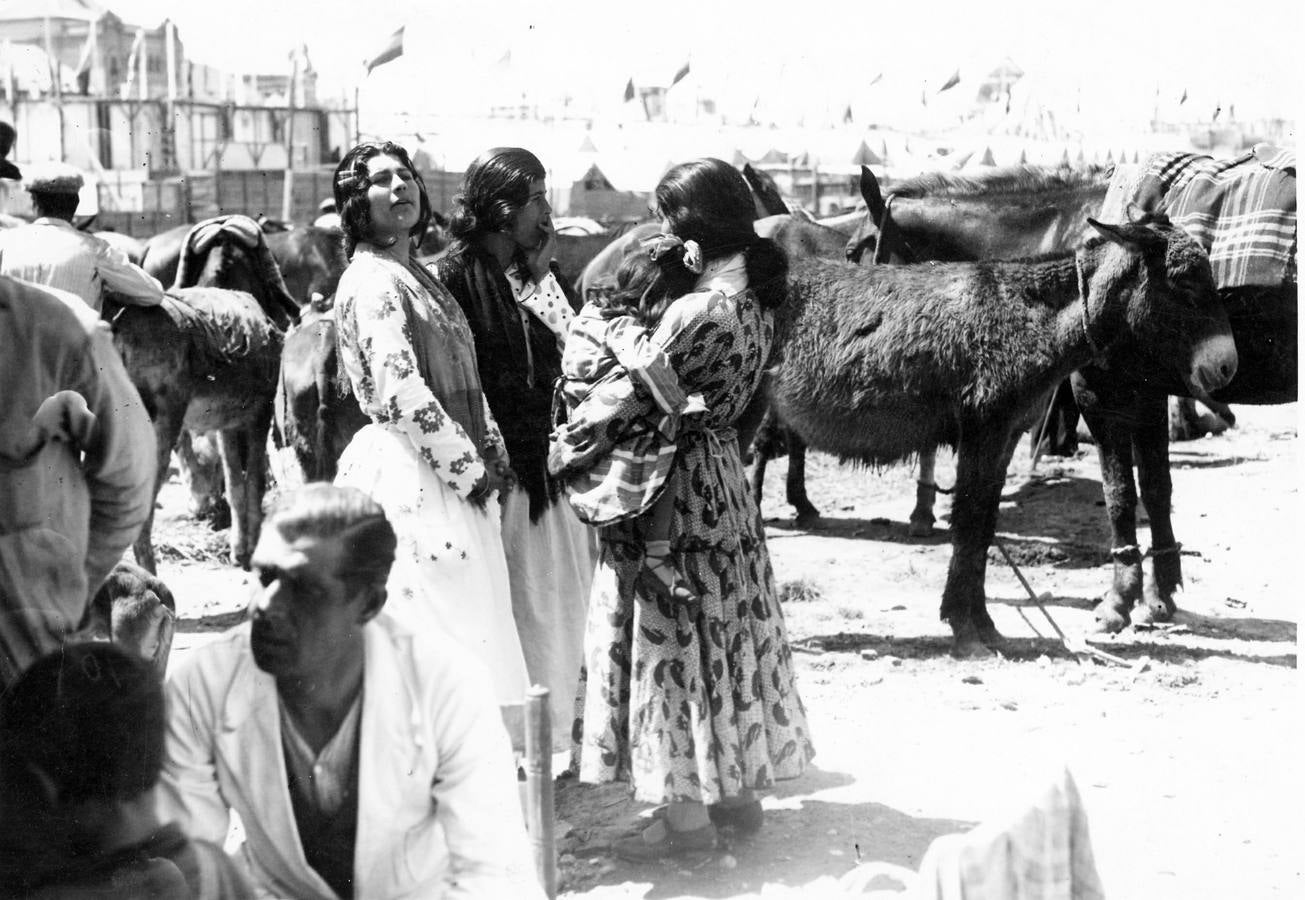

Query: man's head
0;121;19;181
24;162;85;220
248;484;396;679
0;643;164;818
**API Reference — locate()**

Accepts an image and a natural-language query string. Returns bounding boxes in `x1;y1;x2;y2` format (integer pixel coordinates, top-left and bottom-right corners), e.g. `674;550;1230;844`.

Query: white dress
333;247;529;720
501;265;599;750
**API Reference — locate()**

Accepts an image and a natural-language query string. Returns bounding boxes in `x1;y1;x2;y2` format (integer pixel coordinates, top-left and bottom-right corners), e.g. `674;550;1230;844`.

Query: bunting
671;61;690;86
623;78;635;102
937;69;960;93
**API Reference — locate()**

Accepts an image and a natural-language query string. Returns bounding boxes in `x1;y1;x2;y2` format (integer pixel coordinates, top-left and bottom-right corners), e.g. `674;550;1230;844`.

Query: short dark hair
0;643;164;807
333;140;432;258
265;483;397;594
590;246;663;326
30;190;79;220
448;147;546;245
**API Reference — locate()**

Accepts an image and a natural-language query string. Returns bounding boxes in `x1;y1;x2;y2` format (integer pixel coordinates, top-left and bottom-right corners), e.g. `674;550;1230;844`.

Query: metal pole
281;51;299;221
524;686;556;899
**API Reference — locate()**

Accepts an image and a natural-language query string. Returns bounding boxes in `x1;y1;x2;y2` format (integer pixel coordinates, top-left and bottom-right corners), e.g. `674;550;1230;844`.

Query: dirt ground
155;404;1301;900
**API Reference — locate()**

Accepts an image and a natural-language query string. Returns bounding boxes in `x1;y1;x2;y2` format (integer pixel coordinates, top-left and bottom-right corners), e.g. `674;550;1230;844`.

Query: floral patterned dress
333;245;529;715
577;253;814;804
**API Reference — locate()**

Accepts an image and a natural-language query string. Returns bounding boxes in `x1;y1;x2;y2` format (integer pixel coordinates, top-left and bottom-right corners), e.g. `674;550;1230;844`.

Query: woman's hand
525;218;557;283
467;460;517;509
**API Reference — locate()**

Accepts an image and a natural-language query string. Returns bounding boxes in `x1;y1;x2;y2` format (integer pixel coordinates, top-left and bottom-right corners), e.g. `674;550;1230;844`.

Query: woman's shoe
652;800;765;836
612;819;717;861
709;800;764;835
636;554;699;610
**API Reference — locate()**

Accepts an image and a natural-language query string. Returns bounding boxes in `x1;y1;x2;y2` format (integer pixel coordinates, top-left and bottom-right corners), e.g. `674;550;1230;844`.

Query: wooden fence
93;167;469;238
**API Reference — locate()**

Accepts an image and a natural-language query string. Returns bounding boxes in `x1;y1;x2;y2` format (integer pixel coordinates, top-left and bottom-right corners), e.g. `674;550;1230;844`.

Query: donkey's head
176;215;301;331
1086;214;1237;398
844;166;914;265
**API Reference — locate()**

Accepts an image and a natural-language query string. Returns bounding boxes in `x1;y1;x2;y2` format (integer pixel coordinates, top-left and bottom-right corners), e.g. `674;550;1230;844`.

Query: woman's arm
349;279;486;498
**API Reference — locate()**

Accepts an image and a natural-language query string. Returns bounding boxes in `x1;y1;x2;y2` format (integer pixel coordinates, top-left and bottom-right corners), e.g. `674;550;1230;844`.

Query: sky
110;0;1302;129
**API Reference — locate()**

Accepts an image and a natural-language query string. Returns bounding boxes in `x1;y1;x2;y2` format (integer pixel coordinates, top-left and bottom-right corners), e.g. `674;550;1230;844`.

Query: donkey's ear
1086;218;1127;245
860;165;886;220
1088;217;1164;249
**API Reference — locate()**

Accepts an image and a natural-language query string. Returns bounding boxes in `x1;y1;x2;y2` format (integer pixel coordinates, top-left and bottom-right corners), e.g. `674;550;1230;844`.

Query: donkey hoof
908;517;934;538
793;506;821;529
1132;598;1174;627
949;621;996;659
1092;602;1130;634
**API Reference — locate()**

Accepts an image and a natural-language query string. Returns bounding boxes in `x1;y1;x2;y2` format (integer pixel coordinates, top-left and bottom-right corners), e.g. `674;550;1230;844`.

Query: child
549;244;706;608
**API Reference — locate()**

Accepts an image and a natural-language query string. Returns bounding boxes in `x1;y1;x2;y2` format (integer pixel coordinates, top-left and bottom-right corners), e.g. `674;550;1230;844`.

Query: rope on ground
993;537;1129;668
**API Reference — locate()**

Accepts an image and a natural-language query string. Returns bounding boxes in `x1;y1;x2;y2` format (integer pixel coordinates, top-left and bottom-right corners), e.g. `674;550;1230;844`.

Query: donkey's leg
909;449;937;537
134;405;186;575
216;430;250;569
242;413;272;568
1072;371;1143;633
785;431;820;527
940;426;1016;657
1133;390;1180;625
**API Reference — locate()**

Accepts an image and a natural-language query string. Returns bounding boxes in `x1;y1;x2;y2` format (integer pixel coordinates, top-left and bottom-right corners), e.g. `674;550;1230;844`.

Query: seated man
158;484;542;899
0;161;163;313
0;642;250;899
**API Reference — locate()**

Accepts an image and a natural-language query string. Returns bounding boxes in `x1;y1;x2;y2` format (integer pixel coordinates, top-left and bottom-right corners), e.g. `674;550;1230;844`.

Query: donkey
755;164;1112;532
771;215;1236;656
108;216;299;571
1075;148;1296;633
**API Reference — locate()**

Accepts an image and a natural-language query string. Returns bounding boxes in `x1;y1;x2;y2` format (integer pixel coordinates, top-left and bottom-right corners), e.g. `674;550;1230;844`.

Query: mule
771;216;1236;656
1073;148;1296;633
107;216;299;571
757;164;1112;531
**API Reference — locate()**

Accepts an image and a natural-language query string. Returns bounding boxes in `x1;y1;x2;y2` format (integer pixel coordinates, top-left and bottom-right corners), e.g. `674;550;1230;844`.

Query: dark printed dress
576;254;814;804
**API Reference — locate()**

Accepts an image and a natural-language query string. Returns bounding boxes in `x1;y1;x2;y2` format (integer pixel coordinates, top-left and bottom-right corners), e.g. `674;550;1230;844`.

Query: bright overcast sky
111;0;1302;125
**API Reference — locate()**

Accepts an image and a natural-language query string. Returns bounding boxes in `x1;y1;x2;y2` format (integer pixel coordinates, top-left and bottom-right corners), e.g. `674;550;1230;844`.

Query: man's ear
357;584;386;624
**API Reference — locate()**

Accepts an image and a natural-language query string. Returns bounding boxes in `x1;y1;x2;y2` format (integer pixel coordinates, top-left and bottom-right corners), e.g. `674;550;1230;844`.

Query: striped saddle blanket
1133;144;1296;289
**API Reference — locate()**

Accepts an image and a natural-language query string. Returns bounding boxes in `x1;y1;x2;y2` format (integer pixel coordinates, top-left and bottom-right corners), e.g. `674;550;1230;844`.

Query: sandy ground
153;404;1301;899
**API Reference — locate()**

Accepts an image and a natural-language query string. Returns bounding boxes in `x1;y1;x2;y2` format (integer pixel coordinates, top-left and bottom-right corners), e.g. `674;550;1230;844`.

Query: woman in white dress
433;148;597;751
330;140;529;737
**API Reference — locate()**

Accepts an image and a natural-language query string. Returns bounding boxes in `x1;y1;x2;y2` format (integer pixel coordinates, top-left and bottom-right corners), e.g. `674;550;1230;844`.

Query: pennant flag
671;61;690;86
920;87;927;107
1178;88;1187;105
365;27;404;74
1211;102;1221;122
843;104;853;124
868;72;883;87
623;77;635;102
937;69;960;93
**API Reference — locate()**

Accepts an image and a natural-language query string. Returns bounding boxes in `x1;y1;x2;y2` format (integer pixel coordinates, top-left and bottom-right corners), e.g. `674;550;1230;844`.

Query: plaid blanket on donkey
1133;143;1296;289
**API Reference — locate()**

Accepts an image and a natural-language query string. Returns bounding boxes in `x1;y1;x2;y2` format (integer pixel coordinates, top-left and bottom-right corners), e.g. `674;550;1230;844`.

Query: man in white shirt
0;162;163;313
158;483;543;900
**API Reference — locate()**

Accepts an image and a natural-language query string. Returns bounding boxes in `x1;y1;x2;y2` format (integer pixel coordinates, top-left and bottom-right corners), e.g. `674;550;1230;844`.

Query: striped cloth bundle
1135;143;1296;289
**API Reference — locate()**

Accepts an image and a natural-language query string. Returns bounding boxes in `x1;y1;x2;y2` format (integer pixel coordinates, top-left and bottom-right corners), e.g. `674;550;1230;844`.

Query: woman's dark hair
448;147;547;245
333;140;432;257
0;643;164;808
645;157;788;312
591;247;663;326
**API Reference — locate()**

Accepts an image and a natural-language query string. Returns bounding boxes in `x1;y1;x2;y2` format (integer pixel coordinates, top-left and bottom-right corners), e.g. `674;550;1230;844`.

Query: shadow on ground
558;766;972;897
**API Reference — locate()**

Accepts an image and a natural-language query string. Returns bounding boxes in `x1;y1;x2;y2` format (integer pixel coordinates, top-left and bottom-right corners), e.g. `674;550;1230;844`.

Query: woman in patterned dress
571;158;815;859
329;141;529;736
